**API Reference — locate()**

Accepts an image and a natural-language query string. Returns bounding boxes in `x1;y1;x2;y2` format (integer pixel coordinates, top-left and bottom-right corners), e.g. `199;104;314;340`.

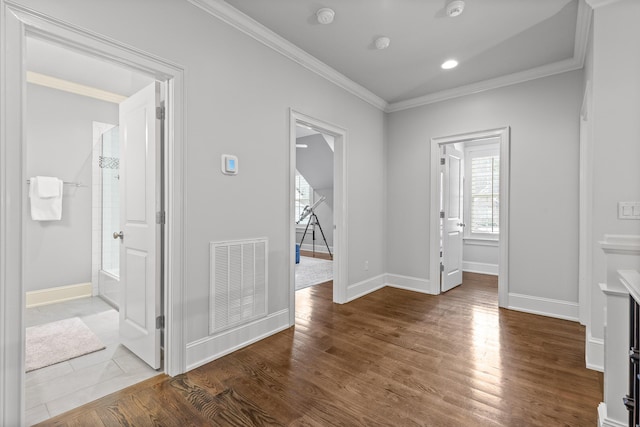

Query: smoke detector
446;0;465;18
316;8;335;25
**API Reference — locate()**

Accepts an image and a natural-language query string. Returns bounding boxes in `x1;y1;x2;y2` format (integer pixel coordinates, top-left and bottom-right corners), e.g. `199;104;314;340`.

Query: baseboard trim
385;274;434;294
462;261;498;276
186;308;290;371
586;330;604;372
25;282;92;308
298;243;333;255
346;274;386;302
598;402;626;427
508;292;579;322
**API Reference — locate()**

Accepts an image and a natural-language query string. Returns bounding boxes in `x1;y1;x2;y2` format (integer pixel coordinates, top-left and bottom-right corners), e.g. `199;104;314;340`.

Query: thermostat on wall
221;154;238;175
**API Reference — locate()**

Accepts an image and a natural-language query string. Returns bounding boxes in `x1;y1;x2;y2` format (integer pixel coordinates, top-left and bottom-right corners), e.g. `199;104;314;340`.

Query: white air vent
210;238;267;334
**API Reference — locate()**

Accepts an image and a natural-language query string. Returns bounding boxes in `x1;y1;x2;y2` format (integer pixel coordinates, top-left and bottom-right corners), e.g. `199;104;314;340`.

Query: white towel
36;176;61;198
29;176;63;221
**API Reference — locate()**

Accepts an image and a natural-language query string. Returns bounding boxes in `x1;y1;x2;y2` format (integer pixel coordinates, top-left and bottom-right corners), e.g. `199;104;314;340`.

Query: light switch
618;202;640;220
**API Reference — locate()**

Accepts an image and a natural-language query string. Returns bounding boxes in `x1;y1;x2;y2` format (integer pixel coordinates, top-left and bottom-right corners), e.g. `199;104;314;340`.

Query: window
465;143;499;239
295;171;313;224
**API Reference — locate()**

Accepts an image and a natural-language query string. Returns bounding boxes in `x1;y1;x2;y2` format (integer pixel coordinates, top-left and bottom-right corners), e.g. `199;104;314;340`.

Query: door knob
457;223;466;227
113;231;124;240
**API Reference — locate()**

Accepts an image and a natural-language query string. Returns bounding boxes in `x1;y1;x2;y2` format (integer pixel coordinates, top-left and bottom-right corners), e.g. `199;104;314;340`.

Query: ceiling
221;0;588;109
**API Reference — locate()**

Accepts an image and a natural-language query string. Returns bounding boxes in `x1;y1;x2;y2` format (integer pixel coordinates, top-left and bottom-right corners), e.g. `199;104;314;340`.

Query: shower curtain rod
26;179;86;188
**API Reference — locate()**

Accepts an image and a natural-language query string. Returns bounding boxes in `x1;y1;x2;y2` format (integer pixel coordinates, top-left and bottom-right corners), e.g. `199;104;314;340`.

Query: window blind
470;155;499;234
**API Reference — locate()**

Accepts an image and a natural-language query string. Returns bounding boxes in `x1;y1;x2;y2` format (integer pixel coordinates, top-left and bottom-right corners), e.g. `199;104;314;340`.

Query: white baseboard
25;282;92;308
185;308;290;371
462;261;498;276
346;274;385;302
586;330;604;372
598;402;626;427
298;243;333;255
385;273;434;294
507;292;579;322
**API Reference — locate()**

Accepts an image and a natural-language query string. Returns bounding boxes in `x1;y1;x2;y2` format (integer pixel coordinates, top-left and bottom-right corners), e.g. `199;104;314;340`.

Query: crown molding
187;0;388;111
386;57;583;113
387;1;593;113
585;0;624;8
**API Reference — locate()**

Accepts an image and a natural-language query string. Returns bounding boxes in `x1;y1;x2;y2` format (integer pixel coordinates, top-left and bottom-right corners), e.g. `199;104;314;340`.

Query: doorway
23;36;164;424
1;8;186;424
430;128;510;306
289;110;347;324
294;123;335;294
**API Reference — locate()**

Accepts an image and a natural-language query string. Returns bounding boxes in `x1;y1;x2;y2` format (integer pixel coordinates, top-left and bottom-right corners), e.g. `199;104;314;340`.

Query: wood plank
36;274;602;426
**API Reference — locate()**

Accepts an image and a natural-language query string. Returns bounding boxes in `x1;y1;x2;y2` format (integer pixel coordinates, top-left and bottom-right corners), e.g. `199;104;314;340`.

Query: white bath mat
26;317;106;372
295;256;333;290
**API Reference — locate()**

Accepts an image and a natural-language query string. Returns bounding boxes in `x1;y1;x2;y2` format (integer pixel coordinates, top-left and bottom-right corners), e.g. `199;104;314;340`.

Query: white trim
462;262;498;276
586;328;604;372
385;274;434;294
186;0;592;115
187;0;387;111
346;274;386;302
25;282;92;308
599;235;640;255
289;109;348;330
388;2;591;113
507;293;579;322
185;308;290;371
430;127;510;304
586;0;625;9
387;59;583;113
463;238;498;247
598;402;627;427
579;81;593;326
0;4;187;423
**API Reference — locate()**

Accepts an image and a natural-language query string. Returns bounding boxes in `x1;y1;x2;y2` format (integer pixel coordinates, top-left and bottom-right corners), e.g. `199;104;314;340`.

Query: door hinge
156;315;165;330
156;211;166;224
440;263;444;273
440;158;446;165
156;106;165;120
440;211;445;219
440;250;443;258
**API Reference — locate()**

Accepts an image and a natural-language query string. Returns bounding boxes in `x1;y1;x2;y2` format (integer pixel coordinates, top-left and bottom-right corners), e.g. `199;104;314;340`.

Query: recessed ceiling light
375;37;391;50
316;8;335;25
441;59;458;70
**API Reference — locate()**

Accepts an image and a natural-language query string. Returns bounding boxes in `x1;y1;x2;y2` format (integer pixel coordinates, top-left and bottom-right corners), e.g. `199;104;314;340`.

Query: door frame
429;127;510;306
289;109;348;324
0;4;186;424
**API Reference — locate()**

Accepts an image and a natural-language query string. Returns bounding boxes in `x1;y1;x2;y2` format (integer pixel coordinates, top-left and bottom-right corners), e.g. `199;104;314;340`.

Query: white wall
25;83;118;292
587;0;640;365
9;0;386;348
463;242;498;274
387;70;583;310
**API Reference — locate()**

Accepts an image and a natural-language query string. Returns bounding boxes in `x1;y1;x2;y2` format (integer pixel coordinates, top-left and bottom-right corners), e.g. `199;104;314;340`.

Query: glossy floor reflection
36;273;602;426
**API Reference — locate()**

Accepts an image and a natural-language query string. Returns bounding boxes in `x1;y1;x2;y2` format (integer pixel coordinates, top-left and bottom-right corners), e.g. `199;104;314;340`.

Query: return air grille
210;238;267;334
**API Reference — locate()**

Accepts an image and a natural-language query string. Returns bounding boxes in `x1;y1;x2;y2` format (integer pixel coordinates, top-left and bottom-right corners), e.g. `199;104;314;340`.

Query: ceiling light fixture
296;144;308;148
316;8;335;25
441;59;459;70
446;0;465;18
375;37;391;50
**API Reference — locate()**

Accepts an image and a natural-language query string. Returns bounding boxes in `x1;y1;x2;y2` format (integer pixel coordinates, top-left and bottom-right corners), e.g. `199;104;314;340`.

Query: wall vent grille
210;238;267;334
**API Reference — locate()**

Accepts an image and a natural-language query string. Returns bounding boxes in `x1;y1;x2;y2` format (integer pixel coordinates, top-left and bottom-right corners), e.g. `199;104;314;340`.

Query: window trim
463;141;500;241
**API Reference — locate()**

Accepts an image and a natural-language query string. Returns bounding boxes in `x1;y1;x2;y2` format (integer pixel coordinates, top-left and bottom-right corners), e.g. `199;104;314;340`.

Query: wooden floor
36;273;603;426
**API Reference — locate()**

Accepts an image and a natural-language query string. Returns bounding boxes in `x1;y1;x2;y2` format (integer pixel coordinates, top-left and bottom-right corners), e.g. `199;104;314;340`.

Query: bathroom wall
25;83;118;292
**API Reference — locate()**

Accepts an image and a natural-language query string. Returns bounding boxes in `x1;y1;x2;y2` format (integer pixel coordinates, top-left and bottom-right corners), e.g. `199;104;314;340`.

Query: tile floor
25;297;160;426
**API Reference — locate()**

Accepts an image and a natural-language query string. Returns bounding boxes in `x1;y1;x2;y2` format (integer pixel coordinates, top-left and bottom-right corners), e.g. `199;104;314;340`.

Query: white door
441;145;464;292
116;82;162;369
